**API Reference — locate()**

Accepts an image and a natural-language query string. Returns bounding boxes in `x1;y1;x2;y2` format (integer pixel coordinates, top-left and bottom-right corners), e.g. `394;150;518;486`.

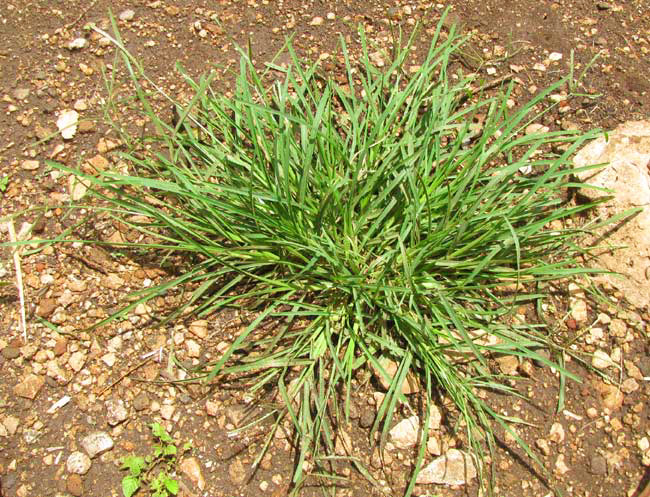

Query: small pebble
119;9;135;21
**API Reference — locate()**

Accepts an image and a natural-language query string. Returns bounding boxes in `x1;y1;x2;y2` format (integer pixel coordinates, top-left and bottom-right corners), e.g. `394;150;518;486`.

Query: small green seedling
0;175;9;193
120;422;191;497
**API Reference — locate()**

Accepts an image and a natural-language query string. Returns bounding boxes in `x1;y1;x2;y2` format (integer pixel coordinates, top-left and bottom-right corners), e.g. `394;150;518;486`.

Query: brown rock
101;273;124;289
86;154;109;172
21;160;40;171
13;374;45;399
97;137;120;154
66;474;83;496
496;355;519;375
228;458;247;485
53;338;68;356
188;320;209;339
36;298;58;318
372;357;419;394
1;346;21;360
180;457;205;491
133;392;150;411
595;380;624;411
78;120;95;133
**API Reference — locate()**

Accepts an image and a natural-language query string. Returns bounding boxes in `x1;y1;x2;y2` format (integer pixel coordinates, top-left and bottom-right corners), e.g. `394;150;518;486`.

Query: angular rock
106;399;128;426
389;415;420;449
119;9;135;21
180;457;205;490
1;347;20;360
496;355;519;375
590;454;607;475
427;436;442;456
186;339;201;358
594;381;624;411
13;88;30;100
102;273;124;289
3;415;20;436
68;175;90;201
416;449;477;485
133;392;150;412
160;404;175;420
68;351;86;372
568;283;588;324
372;357;419;394
57;110;79;140
205;399;219;417
573;121;650;308
36;298;58;318
592;349;615;370
549;422;565;443
13;374;45;400
81;431;114;458
188;320;209;338
68;37;87;50
66;452;91;475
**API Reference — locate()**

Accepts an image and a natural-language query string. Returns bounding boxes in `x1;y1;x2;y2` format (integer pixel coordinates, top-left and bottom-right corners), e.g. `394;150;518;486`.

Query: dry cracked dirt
0;1;649;497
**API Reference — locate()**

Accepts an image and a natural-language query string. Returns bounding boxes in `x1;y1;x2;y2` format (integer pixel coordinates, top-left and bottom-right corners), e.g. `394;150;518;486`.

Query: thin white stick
7;221;27;342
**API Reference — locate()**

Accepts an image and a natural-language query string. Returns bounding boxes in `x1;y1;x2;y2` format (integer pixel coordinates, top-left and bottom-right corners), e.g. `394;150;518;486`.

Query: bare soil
0;1;649;497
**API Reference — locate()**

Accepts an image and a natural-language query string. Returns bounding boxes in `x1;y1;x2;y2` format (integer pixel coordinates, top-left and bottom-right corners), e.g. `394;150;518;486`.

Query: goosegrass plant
58;14;612;496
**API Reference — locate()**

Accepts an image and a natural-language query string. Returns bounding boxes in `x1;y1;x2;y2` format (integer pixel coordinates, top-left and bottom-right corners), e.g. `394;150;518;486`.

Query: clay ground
0;1;649;497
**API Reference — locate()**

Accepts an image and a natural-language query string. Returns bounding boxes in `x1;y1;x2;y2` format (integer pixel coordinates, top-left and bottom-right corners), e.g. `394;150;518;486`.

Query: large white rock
573;121;650;308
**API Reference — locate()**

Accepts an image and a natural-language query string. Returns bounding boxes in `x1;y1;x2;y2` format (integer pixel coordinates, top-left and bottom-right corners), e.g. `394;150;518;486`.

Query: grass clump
60;14;609;496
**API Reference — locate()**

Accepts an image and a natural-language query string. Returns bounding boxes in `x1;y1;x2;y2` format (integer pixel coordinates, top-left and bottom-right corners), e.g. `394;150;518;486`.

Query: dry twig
6;221;27;342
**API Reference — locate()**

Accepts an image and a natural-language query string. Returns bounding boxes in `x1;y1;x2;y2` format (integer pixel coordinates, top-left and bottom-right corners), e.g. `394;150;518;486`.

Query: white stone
66;452;91;474
119;9;135;21
81;431;114;458
390;415;420;449
549;52;563;61
186;339;201;358
160;404;175;420
106;399;128;426
591;349;615;370
549;422;565;443
57;110;79;140
525;123;549;135
416;449;477;485
101;353;117;367
68;351;86;372
68;37;87;50
555;453;570;475
568;283;588;324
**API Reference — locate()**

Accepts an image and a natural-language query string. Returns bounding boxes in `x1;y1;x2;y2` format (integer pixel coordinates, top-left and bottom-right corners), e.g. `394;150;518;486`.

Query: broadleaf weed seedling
120;422;191;497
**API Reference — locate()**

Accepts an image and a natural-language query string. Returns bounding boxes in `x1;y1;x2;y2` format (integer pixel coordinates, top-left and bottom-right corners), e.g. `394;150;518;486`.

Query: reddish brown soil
0;2;648;497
